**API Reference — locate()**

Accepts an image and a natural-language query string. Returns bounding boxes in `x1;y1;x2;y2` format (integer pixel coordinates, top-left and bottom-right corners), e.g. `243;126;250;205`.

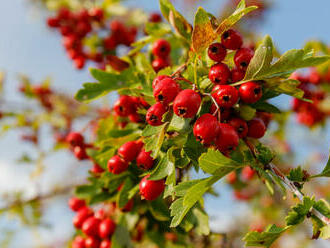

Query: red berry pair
151;39;171;72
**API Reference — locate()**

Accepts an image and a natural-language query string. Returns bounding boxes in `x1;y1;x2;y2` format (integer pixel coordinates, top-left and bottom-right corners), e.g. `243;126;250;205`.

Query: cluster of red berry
47;8;137;70
291;69;330;127
69;197;115;248
66;132;90;160
151;39;171;72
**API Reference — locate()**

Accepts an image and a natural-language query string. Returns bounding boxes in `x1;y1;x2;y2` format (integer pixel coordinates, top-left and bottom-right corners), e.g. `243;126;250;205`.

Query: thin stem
202;93;221;120
171;63;187;77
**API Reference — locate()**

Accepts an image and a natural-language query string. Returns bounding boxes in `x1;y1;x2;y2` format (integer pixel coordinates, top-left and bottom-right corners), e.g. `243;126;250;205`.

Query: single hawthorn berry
100;240;112;248
99;218;116;239
68;197;86;212
113;95;136;117
139;175;165;201
146;102;167;126
234;48;254;71
239;81;262;103
118;141;142;162
211;85;239;108
227;171;237;184
66;132;84;147
241;166;255;181
152;75;171;89
73;207;93;229
215;123;239;153
193;114;220;145
72;236;85;248
74;56;86;70
136;149;154;170
231;68;245;82
74;146;89;160
173;89;201;118
208;63;231;85
152;57;169;72
85;236;100;248
152;39;171;58
90;163;104;174
47;17;60;28
107;155;129;174
221;29;243;50
208;43;227;62
229;117;248;138
82;217;101;237
247;118;266;138
149;12;162;23
88;7;104;22
153;78;180;105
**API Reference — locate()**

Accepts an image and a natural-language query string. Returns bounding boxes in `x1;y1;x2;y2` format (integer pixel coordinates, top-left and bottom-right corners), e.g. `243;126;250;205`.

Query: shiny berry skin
247;118;266;138
234;48;254;71
73;207;93;229
74;146;89;160
68;197;86;212
85;236;100;248
152;39;171;58
99;218;116;239
107;155;129;174
146;102;167;126
152;75;170;89
153;78;180;105
221;29;243;50
241;166;255;181
211;85;239;108
215;123;239;153
72;236;85;248
208;43;227;62
173;89;201;118
136;149;154;170
118;141;142;162
139;175;165;201
66;132;84;147
100;240;112;248
113;96;136;117
231;68;245;82
208;63;231;85
193;114;220;145
82;217;101;237
152;57;169;72
229;117;248;138
239;81;262;104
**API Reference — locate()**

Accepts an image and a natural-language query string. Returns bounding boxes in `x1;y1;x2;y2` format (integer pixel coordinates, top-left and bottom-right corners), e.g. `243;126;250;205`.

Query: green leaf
167;114;191;133
266;79;304;99
143;123;168;158
90;191;113;205
313;150;330;177
111;218;133;248
149;151;175;180
117;177;134;209
250;101;281;113
193;207;210;235
148;197;170;221
285;196;315;226
108;129;135;138
287;166;305;182
75;185;100;199
142;124;166;137
320;225;330;239
254;143;274;166
313;199;330;218
183;132;206;166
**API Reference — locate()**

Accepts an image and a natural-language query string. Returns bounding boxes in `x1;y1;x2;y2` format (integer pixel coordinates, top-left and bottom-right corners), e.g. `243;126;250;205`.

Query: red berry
73;207;93;229
107;155;129;174
100;240;112;248
241;166;255;181
113;95;136;117
152;57;170;72
128;113;141;123
193;114;220;145
69;197;86;212
58;8;71;20
234;48;254;71
136;149;154;170
208;43;227;62
90;163;104;174
152;75;170;89
120;199;134;212
66;132;84;147
209;63;231;85
239;81;262;103
47;17;60;28
227;171;237;184
221;29;243;50
256;111;272;127
74;146;89;160
89;8;104;22
247;118;266;138
118;141;142;162
211;85;239;108
74;56;86;70
146;102;167;126
152;39;171;58
153;78;180;105
94;209;106;220
82;217;101;237
231;68;245;82
173;89;201;118
85;236;100;248
229;117;248;138
99;218;116;239
72;236;85;248
215;123;239;153
139;175;165;201
149;13;162;23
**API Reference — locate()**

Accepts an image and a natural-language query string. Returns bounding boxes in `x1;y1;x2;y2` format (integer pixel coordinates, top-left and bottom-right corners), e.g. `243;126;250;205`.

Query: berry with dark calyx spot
247;118;266;138
231;68;245;83
139;175;165;201
229;117;248;138
99;218;116;239
107;155;129;174
152;57;169;72
221;29;243;50
100;240;112;248
234;48;254;71
73;207;93;229
209;63;231;85
136;149;154;170
208;43;227;62
211;85;239;108
193;114;220;145
72;236;85;248
66;132;84;147
215;123;239;154
173;89;201;118
152;39;171;58
241;166;255;181
239;81;262;103
69;197;86;212
149;12;162;23
118;141;142;162
85;236;100;248
74;146;89;160
146;102;167;126
82;217;101;237
153;78;180;105
152;75;171;89
113;95;136;117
